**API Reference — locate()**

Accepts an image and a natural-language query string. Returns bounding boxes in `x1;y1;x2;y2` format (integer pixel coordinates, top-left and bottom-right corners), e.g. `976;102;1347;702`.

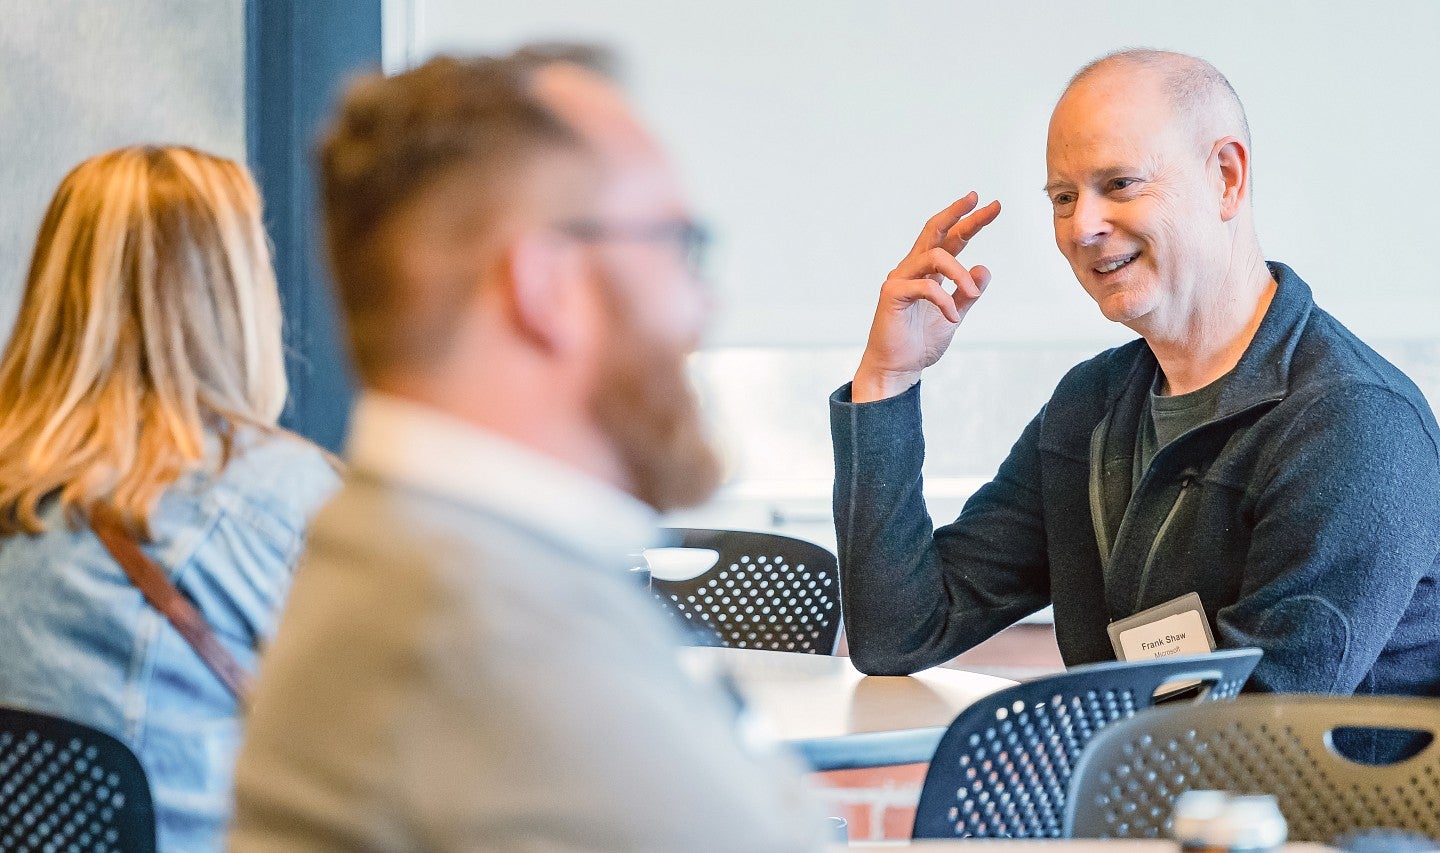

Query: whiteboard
400;1;1440;350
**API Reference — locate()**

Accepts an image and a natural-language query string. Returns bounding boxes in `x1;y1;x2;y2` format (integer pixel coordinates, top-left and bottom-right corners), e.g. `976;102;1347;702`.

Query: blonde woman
0;146;338;851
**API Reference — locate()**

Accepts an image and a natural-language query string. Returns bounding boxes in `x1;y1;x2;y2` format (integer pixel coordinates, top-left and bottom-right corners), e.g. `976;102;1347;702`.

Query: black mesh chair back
648;528;841;654
912;648;1261;840
1065;694;1440;841
0;706;156;853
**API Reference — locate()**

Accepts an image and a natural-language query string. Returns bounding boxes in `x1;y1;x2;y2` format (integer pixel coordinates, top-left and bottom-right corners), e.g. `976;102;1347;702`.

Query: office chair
912;648;1262;839
1065;693;1440;841
649;528;841;654
0;705;156;852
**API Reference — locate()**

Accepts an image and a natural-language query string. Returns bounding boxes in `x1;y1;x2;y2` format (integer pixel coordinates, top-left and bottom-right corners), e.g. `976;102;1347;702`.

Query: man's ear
1213;136;1249;222
501;229;591;355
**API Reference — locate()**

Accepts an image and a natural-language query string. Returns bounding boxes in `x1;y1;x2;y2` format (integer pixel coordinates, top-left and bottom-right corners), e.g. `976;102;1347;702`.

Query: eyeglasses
554;218;712;278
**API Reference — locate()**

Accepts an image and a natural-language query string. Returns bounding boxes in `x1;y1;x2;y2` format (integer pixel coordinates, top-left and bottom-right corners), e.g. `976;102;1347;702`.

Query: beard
588;303;723;512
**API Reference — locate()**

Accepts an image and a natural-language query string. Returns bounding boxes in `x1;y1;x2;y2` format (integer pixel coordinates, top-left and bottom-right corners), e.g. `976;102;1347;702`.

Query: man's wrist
851;367;920;403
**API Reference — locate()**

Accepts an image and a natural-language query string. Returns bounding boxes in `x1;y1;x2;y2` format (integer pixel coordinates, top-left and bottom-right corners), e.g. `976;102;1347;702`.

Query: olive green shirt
1134;367;1234;492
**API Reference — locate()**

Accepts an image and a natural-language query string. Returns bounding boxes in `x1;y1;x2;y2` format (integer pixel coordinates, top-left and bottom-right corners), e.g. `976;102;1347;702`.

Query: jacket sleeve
1216;383;1440;694
831;381;1051;675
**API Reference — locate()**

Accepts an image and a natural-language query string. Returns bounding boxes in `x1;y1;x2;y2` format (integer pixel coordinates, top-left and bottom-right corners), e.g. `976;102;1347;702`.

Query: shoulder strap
90;505;253;706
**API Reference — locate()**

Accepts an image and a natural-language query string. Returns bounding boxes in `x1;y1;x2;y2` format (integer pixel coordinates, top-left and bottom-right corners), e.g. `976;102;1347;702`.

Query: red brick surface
810;763;927;841
814;762;929;789
882;798;920;839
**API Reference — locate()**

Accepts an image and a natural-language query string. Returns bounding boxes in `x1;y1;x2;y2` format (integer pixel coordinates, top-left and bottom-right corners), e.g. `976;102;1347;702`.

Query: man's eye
1051;193;1076;208
1110;178;1139;192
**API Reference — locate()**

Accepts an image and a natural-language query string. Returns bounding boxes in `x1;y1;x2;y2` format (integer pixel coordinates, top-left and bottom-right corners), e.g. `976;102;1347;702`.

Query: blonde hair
0;145;288;536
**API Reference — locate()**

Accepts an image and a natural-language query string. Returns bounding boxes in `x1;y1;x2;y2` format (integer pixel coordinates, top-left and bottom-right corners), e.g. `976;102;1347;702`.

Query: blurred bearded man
232;46;824;852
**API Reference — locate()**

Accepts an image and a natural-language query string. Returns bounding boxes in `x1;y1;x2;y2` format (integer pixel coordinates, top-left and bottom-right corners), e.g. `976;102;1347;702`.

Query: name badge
1107;592;1216;661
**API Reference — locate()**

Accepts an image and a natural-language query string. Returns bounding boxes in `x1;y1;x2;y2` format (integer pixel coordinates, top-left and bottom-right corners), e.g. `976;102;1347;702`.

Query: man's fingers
908;192;980;255
942;199;1002;255
893;245;974;284
883;277;962;323
951;264;991;313
970;264;992;293
949;262;982;302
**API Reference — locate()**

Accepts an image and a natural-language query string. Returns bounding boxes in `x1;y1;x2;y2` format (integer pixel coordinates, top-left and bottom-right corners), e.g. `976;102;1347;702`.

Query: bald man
832;50;1440;719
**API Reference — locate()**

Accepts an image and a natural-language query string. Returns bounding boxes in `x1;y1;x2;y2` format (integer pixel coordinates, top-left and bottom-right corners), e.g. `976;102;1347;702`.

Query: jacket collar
1100;261;1314;416
345;392;659;572
1211;261;1313;417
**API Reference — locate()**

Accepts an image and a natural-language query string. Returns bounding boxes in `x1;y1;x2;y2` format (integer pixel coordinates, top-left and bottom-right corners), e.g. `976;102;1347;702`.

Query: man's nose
1070;193;1111;248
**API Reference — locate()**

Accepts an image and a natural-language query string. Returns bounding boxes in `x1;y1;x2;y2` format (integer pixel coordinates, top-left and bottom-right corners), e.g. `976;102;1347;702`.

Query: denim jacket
0;427;338;852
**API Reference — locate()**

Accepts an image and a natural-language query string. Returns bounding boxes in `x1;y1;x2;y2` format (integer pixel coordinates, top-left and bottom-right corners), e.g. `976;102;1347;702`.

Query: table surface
678;646;1015;771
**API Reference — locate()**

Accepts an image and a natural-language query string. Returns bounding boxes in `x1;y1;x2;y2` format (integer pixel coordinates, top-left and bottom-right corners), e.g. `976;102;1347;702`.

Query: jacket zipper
1088;411;1114;565
1123;395;1282;607
1091;393;1283;610
1133;476;1193;611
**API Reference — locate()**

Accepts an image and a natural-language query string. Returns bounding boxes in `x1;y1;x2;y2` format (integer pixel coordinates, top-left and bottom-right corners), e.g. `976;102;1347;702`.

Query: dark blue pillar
245;0;381;452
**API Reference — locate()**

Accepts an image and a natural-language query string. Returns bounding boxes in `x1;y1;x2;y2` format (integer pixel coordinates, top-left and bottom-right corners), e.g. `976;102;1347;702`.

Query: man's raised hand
851;192;1001;403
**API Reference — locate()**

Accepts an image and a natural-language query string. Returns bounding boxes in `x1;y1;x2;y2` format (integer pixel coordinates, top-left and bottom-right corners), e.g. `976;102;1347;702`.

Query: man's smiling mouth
1094;252;1140;274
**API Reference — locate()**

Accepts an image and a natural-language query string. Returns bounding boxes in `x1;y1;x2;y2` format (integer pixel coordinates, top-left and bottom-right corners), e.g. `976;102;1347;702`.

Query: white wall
405;0;1440;350
0;0;246;341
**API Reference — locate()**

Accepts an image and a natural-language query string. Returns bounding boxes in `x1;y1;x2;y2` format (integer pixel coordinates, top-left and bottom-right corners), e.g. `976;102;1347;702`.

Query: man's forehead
533;66;657;166
1053;66;1173;133
533;64;685;216
1046;70;1182;173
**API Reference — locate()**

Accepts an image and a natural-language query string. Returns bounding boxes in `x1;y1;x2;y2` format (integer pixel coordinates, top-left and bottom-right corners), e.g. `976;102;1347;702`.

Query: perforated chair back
1065;694;1440;841
648;528;841;654
0;706;156;852
912;648;1261;839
